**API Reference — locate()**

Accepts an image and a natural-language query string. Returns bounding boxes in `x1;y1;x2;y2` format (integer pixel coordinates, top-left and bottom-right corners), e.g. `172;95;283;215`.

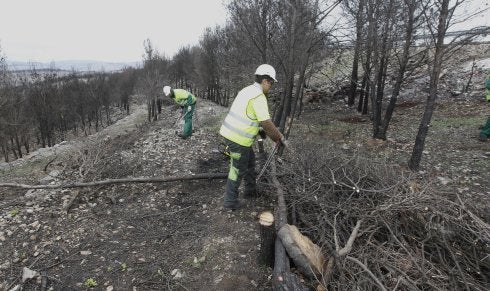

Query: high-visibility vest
173;89;196;106
486;75;490;102
220;83;264;147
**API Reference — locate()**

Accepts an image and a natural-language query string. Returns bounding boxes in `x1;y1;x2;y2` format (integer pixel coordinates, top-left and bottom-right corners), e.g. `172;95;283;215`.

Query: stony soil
0;100;278;290
0;50;489;290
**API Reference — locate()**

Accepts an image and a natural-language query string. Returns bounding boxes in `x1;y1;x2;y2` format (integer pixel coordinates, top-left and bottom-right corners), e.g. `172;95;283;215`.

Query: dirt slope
1;69;489;290
0;100;276;290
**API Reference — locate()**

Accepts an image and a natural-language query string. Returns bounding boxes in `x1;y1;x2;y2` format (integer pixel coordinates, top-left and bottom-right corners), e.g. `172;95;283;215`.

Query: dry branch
346;256;387;291
0;172;228;189
278;142;490;290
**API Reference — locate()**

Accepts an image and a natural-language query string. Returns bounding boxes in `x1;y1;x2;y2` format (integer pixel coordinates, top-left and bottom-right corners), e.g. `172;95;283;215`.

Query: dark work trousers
481;116;490;138
223;138;257;207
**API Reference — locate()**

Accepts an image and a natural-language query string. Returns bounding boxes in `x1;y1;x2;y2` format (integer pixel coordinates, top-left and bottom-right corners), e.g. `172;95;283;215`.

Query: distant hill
7;60;140;72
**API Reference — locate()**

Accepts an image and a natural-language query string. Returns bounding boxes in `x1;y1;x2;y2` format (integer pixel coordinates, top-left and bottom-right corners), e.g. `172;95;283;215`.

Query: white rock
22;267;39;282
437;176;452;185
0;261;10;270
80;250;92;256
29;220;40;230
171;268;183;279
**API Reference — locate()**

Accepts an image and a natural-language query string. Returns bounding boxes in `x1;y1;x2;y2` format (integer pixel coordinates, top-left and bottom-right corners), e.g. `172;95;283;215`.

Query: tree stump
259;211;276;267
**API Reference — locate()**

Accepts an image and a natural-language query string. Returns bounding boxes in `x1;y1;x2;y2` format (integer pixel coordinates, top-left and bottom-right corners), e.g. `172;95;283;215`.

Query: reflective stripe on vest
228;110;259;127
220;83;264;147
222;120;256;139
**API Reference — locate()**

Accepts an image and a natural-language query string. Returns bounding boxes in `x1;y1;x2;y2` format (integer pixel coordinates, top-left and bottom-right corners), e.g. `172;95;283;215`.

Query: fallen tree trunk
270;157;309;291
273;238;309;291
278;224;326;279
0;172;228;189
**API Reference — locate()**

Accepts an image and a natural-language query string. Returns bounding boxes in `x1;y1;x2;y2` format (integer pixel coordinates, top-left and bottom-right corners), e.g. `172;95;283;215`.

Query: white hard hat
163;86;172;96
255;64;277;82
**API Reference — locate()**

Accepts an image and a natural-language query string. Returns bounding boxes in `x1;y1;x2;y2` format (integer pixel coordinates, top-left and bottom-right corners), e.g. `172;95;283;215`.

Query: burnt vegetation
1;0;489;290
276;142;489;290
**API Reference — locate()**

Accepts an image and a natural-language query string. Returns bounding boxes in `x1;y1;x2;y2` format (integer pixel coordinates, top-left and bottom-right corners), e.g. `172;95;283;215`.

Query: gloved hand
187;106;192;112
280;136;288;148
259;129;267;139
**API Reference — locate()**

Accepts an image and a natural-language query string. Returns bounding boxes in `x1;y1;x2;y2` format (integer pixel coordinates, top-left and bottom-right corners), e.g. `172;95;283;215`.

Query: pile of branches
276;142;489;290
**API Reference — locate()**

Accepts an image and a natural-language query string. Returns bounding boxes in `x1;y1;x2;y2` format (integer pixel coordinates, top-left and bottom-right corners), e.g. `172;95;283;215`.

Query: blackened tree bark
408;0;449;170
358;0;376;115
142;39;162;122
347;0;366;107
379;0;420;139
372;0;395;139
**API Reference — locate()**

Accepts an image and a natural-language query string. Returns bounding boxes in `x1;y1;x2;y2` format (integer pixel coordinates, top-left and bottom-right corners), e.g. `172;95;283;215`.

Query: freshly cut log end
278;224;326;278
259;211;274;226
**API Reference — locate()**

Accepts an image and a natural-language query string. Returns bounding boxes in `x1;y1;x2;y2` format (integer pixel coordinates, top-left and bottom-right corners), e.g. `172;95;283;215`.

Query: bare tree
0;46;13;161
169;46;197;90
141;39;163;122
198;27;225;105
346;0;367;107
408;0;460;170
378;0;427;139
28;70;59;147
227;0;275;64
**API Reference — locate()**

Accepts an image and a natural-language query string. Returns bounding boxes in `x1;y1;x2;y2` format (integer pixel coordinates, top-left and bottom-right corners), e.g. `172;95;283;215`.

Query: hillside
7;60;140;72
1;50;489;290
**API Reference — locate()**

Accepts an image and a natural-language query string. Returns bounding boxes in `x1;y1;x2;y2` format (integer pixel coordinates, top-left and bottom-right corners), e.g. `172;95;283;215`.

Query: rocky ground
0;47;489;290
0;100;279;290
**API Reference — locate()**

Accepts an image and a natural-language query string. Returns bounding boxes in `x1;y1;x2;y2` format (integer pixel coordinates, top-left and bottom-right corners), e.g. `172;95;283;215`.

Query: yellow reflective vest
220;83;269;147
173;89;196;106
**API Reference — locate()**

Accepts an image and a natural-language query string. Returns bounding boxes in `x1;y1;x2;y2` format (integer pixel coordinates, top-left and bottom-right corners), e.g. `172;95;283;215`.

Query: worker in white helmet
219;64;286;210
163;86;197;139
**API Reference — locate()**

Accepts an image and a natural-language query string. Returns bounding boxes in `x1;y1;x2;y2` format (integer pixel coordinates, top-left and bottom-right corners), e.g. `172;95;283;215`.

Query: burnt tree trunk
409;0;449;170
379;0;417;139
348;0;365;107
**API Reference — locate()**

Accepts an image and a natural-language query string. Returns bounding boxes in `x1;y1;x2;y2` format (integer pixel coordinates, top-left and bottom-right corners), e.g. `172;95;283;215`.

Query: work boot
176;133;189;139
478;134;488;142
223;200;242;211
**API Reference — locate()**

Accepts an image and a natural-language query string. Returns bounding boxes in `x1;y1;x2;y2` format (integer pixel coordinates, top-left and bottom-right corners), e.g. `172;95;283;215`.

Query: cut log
278;224;325;279
269;154;309;290
259;211;276;267
273;238;309;291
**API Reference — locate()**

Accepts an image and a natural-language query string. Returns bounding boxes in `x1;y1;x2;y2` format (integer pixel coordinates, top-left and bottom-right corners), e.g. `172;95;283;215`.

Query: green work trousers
223;139;256;207
180;103;195;138
480;116;490;138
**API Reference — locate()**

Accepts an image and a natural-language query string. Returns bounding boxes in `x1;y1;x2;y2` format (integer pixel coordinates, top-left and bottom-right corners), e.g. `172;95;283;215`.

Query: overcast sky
0;0;228;62
0;0;488;63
